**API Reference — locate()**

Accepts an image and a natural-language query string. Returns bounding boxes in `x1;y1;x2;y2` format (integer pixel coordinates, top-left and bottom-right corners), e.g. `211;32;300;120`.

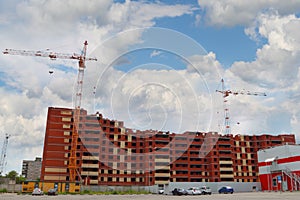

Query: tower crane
3;41;97;182
0;133;10;175
216;78;266;135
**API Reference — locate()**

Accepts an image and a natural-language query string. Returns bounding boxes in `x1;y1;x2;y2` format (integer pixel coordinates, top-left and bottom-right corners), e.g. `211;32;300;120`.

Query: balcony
154;158;170;163
220;174;234;178
154;173;170;177
220;167;234;171
90;179;98;184
219;160;233;165
81;164;99;168
81;171;98;176
155;180;169;184
82;156;99;160
155;165;170;170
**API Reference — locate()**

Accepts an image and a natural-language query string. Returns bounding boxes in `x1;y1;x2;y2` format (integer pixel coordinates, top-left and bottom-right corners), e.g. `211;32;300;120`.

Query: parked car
200;186;212;195
186;187;201;195
218;186;234;194
158;189;164;194
32;188;44;196
47;188;58;195
172;188;188;195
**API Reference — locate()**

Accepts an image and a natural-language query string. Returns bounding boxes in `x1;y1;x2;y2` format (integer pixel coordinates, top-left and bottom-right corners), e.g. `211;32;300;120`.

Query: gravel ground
1;192;300;200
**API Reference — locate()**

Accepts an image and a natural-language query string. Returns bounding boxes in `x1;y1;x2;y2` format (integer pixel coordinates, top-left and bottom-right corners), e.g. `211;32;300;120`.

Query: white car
186;187;201;195
32;188;44;196
200;186;212;195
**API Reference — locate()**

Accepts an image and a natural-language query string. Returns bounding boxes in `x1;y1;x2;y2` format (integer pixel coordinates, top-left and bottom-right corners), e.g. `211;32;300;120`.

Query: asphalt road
1;192;300;200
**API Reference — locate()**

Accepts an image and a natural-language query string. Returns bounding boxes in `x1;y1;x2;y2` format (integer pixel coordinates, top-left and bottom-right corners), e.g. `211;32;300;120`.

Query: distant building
258;145;300;191
22;157;42;180
40;107;296;186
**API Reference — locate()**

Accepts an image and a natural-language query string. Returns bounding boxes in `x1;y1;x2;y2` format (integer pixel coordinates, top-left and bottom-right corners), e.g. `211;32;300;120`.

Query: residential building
40;107;296;186
22;157;42;180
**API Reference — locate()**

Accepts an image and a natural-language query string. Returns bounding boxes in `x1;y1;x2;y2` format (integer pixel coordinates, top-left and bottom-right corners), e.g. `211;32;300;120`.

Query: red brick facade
40;107;295;185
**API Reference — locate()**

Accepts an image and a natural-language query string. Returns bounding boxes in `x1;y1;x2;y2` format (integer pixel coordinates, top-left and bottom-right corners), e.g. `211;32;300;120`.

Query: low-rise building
258;144;300;191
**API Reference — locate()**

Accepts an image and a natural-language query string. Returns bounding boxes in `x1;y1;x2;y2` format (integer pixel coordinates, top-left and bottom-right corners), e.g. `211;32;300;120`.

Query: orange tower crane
3;41;97;182
216;78;266;135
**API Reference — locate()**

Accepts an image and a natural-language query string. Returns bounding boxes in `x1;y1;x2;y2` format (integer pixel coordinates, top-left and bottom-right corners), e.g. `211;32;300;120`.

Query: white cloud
150;50;162;58
224;11;300;142
194;14;201;27
90;67;219;134
198;0;300;26
186;52;223;78
1;0;300;176
0;0;194;174
231;13;300;89
246;12;300;51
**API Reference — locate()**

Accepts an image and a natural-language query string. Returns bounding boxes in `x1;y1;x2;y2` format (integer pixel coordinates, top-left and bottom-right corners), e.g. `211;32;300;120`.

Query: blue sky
1;0;300;174
155;8;259;68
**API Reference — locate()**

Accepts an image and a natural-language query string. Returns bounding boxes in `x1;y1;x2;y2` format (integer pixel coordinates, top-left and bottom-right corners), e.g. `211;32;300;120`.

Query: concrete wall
81;185;156;193
0;184;22;193
164;182;261;194
81;182;261;194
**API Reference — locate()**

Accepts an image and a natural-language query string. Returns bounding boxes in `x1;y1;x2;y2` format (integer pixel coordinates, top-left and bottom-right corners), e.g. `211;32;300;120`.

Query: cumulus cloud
225;11;300;141
89;67;218;134
1;0;300;175
0;0;194;173
231;13;300;89
198;0;300;26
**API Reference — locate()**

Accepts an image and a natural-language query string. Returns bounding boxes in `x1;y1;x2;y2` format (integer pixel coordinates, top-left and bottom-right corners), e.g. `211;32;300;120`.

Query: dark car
172;188;188;195
218;186;234;194
47;188;58;196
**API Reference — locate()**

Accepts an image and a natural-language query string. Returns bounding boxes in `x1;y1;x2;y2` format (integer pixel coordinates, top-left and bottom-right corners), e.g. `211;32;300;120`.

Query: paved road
1;192;300;200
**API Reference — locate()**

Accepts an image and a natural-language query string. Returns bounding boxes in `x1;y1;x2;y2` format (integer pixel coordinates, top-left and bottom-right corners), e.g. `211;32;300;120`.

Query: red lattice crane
216;78;266;135
3;41;97;182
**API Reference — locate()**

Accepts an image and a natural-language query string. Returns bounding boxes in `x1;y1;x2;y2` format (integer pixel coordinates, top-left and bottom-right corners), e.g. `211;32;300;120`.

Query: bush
0;188;7;193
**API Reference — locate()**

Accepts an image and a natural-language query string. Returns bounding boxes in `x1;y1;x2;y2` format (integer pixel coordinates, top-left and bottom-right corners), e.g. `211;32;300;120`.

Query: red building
40;107;296;186
258;145;300;191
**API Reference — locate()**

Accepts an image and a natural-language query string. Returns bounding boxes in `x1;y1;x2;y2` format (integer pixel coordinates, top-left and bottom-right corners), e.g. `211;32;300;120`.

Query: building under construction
39;107;295;189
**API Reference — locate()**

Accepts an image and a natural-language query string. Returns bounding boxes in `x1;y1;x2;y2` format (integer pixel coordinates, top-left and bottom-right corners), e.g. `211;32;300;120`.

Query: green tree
6;170;18;180
5;170;26;184
16;175;26;184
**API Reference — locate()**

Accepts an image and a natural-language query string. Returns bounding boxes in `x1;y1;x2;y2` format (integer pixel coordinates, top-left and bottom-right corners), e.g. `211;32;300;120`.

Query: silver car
186;187;201;195
32;188;44;196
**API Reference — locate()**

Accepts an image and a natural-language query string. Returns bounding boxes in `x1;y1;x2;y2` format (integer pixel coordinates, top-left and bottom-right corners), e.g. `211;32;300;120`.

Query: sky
0;0;300;175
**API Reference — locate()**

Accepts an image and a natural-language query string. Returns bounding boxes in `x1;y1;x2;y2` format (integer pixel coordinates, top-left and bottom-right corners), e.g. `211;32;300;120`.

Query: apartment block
22;157;42;180
40;107;296;185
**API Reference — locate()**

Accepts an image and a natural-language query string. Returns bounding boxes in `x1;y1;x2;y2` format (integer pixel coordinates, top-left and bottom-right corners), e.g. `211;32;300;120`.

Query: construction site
1;41;299;194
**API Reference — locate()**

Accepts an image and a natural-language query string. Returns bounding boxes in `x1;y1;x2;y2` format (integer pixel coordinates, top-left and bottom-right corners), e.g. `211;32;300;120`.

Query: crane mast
3;41;97;182
216;79;266;135
0;133;10;175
